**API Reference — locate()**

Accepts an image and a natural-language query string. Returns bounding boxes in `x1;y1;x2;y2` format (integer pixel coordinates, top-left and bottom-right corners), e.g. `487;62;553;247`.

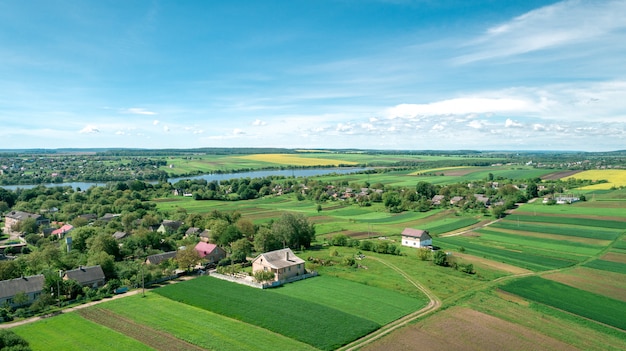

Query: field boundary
338;256;441;351
78;307;206;351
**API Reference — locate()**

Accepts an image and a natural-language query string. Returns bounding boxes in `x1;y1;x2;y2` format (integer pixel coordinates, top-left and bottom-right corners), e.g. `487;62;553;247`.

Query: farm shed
64;265;106;288
0;274;44;308
252;248;305;282
401;228;432;248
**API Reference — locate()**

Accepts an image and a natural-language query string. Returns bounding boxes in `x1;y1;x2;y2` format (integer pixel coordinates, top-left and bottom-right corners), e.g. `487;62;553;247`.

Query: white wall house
401;228;432;248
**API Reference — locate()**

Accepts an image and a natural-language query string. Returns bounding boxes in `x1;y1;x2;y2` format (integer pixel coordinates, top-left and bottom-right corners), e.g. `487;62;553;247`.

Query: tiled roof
64;265;105;284
253;248;304;269
401;228;430;239
146;251;177;264
0;275;45;299
5;211;40;221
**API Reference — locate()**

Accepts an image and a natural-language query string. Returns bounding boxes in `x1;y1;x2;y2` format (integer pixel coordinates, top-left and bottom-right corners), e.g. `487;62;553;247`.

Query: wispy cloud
79;125;100;134
252;119;267;126
456;0;626;64
126;107;157;115
386;97;533;118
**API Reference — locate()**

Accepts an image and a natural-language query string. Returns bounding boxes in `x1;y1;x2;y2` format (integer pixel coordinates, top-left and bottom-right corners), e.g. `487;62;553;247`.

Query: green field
584;259;626;275
154;276;381;350
100;294;318;351
490;220;621;240
500;276;626;330
12;313;156;351
270;275;424;325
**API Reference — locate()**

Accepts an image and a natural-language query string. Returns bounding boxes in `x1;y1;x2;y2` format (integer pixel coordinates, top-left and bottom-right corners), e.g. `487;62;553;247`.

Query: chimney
285;250;289;261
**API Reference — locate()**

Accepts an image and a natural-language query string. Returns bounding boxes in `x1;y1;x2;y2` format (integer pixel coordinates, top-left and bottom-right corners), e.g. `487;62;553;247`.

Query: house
146;251;177;265
63;265;106;288
431;195;445;206
99;213;120;222
0;274;44;308
4;211;49;233
194;242;226;264
473;194;491;206
77;213;98;222
112;231;129;240
555;196;580;204
450;196;464;205
199;229;211;242
251;248;306;282
157;220;183;234
51;224;74;238
401;228;432;248
185;227;201;236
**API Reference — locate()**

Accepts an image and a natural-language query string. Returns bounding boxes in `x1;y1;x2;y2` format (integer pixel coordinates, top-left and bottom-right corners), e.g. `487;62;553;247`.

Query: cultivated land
4;157;626;350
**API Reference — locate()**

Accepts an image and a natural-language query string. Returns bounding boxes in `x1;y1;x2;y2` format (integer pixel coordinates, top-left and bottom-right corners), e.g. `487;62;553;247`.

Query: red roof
401;228;430;239
51;224;74;236
194;242;218;258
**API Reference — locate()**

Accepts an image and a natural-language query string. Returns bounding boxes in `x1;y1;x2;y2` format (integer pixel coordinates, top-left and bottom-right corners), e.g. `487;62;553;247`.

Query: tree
175;246;201;271
253;227;282;253
253;270;275;283
417;248;431;261
316;204;322;213
526;183;538;198
87;232;120;259
230;238;253;262
235;218;255;240
0;330;31;351
272;212;315;249
433;250;448;266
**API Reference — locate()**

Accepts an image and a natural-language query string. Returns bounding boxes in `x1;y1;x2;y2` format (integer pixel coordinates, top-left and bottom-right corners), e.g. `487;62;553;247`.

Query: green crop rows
155;276;381;350
583;259;626;275
500;276;626;330
491;221;620;240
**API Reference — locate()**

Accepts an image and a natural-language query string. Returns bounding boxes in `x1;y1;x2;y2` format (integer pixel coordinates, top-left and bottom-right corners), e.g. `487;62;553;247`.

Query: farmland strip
78;308;206;351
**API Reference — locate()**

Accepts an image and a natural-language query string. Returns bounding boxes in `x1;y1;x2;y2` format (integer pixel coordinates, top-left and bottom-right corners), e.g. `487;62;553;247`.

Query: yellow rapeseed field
563;170;626;190
237;154;357;166
408;166;468;176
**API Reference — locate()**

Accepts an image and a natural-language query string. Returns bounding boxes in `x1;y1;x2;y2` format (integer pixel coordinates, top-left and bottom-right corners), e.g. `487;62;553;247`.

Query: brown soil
541;170;582;180
451;252;532;275
544;267;626;302
361;307;576;351
601;252;626;264
78;307;206;351
494;289;530;306
440;169;477;176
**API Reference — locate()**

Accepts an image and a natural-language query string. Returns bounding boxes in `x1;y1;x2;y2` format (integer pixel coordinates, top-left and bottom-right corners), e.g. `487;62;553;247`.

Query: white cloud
457;0;626;63
336;123;353;133
431;123;445;131
233;128;245;135
163;125;170;132
386;98;532;118
79;125;99;134
533;123;546;131
252;119;267;126
153;120;160;125
127;108;157;115
505;118;523;128
115;130;125;135
467;120;485;129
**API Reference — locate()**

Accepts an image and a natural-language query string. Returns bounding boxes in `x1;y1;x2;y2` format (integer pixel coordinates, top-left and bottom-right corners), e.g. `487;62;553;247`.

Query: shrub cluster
329;234;402;256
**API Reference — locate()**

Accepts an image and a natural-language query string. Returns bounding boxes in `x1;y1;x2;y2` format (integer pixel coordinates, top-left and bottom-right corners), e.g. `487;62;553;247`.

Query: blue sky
1;0;625;151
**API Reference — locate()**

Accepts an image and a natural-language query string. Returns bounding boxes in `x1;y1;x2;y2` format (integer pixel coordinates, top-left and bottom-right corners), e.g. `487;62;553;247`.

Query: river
0;167;369;191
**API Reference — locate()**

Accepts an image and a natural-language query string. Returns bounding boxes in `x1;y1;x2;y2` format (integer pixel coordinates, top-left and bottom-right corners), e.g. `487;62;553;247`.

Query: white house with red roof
401;228;432;248
194;242;226;264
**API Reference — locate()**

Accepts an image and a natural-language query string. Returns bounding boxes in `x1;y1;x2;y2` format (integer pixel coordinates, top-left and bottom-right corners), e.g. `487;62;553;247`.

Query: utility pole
57;270;62;307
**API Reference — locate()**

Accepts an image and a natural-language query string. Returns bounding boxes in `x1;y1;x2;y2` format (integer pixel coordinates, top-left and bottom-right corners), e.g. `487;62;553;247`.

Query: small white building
401;228;432;248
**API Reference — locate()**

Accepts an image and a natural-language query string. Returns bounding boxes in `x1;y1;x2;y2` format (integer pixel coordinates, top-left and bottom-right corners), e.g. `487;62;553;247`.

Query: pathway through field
78;307;206;351
338;257;441;351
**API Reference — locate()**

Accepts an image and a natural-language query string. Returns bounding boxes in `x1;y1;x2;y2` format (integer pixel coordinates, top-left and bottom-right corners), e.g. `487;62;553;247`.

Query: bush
433;250;448;266
0;329;31;350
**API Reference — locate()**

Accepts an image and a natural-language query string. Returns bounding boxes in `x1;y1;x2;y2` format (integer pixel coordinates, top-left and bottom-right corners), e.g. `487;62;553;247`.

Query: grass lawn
12;313;156;351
